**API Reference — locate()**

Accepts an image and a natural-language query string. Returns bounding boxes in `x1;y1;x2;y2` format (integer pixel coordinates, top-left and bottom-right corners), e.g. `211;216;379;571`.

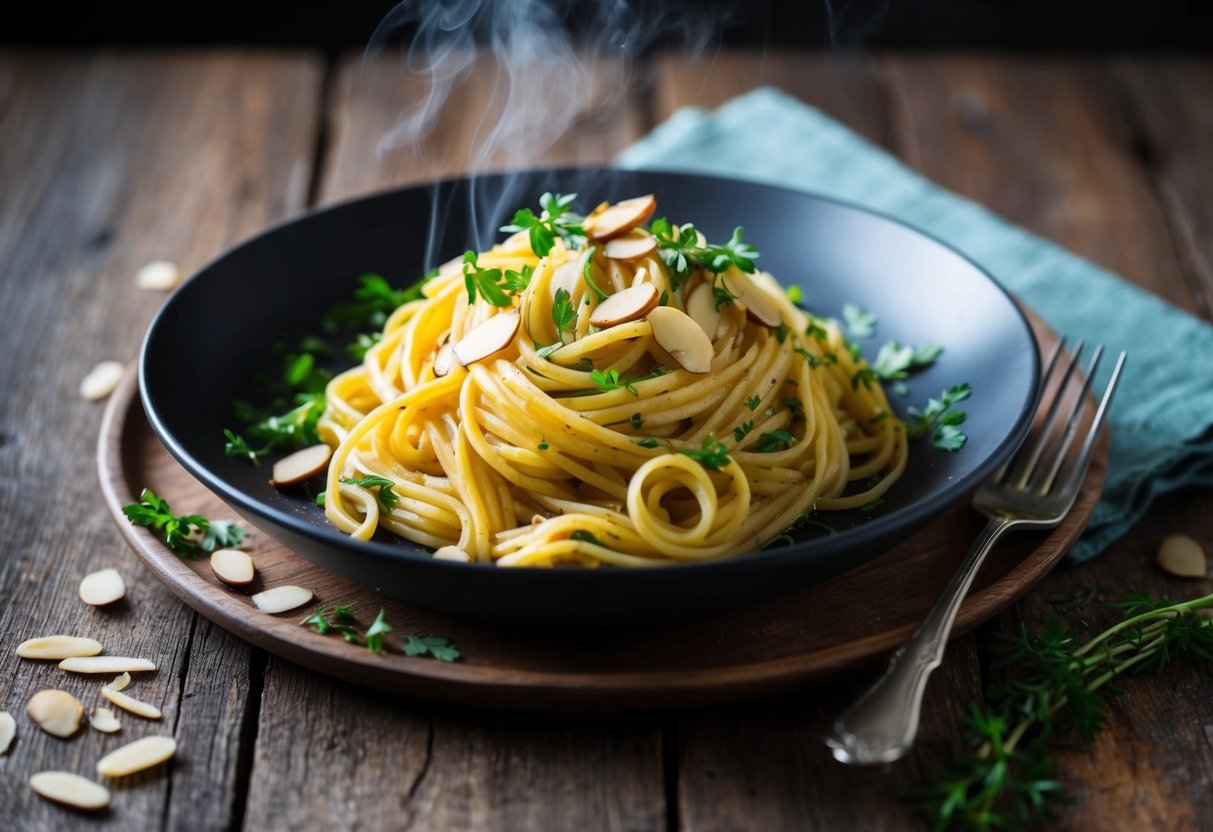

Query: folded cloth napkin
618;87;1213;564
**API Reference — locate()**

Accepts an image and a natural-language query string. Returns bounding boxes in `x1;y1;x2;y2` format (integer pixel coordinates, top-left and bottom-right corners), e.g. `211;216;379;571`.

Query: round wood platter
97;324;1106;710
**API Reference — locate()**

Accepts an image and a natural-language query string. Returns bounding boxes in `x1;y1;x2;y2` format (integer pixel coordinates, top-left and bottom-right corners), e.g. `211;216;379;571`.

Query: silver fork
825;339;1126;765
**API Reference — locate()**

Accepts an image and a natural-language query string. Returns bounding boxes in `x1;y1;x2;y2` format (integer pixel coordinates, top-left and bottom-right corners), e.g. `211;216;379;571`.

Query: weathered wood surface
0;48;1210;831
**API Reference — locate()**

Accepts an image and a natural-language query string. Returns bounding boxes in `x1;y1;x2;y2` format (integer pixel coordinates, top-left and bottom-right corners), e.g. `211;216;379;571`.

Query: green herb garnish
402;634;462;662
755;429;795;452
500;192;585;256
340;475;399;511
733;421;754;442
122;488;243;558
745;395;762;411
908;383;971;451
679;435;731;471
842;303;877;338
649;219;759;285
872;341;943;380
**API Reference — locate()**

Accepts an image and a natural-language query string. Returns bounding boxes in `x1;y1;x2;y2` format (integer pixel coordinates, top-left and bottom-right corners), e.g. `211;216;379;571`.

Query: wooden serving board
97;329;1106;710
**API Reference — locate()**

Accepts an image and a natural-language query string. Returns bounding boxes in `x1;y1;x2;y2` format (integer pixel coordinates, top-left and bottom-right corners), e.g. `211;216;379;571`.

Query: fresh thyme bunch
914;591;1213;831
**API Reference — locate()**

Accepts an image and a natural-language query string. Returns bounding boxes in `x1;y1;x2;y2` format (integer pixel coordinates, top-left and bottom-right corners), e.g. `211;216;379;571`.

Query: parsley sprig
908;383;971;451
323;272;431;332
462;250;531;307
649;219;759;289
500;192;585;256
339;475;399;511
914;591;1213;831
679;435;731;471
122;488;245;558
842;303;877;338
303;605;462;661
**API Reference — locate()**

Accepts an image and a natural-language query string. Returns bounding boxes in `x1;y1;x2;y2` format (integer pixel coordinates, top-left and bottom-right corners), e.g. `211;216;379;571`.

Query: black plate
140;168;1039;619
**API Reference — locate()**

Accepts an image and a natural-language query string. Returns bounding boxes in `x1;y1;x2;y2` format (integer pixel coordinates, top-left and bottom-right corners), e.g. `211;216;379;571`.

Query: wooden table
1;49;1210;830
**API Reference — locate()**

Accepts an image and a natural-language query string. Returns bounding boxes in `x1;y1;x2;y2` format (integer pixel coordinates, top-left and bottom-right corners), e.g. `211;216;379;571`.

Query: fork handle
825;517;1015;765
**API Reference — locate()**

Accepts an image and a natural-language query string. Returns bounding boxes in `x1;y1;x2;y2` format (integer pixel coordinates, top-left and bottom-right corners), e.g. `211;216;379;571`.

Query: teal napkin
618;87;1213;563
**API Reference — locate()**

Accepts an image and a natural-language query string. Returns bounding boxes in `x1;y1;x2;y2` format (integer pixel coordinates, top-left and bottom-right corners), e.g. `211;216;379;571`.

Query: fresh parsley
842;303;877;338
679;435;731;471
630;413;645;430
500;192;585;257
649;219;759;288
745;395;762;411
340;475;399;511
323;272;430;332
569;530;602;545
461;250;513;307
552;287;577;335
363;608;393;655
907;383;971;451
402;634;462;662
872;341;943;380
122;488;243;558
636;437;662;449
733;421;754;442
755;429;795;452
589;368;637;396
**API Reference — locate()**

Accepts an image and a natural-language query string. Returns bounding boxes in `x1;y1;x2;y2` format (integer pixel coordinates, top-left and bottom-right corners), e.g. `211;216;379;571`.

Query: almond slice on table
210;548;255;586
721;273;782;328
30;771;110;811
89;707;121;733
17;636;103;660
453;311;520;366
584;195;657;242
101;686;161;720
79;361;125;401
588;284;659;328
26;690;84;738
433;342;454;378
0;711;15;753
79;568;126;606
269;443;332;487
134;260;181;292
604;230;657;262
96;735;177;778
59;657;156;674
107;672;131;692
647;307;715;374
684;282;722;340
251;585;314;614
1157;534;1207;578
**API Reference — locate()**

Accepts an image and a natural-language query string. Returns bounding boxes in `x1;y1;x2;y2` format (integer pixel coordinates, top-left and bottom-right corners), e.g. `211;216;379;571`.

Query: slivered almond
722;273;782;328
79;568;125;606
210;548;255;586
251;585;313;614
433;342;454;378
80;361;125;401
584;195;657;241
453;311;520;366
604;231;657;262
101;686;161;720
96;735;177;778
647;307;714;374
134;260;181;292
684;282;722;340
26;690;84;738
59;657;156;674
30;771;110;810
17;636;103;660
549;259;581;301
433;545;472;563
89;708;121;733
107;672;131;692
630;266;650;288
588;284;659;328
269;443;332;487
1157;534;1207;578
0;711;15;753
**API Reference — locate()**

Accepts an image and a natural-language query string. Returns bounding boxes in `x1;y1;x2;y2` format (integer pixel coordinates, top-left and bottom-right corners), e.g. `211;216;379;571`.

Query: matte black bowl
141;168;1039;619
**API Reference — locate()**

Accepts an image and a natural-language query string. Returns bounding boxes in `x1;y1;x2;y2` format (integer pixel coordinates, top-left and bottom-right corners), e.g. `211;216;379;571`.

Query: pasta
317;194;907;567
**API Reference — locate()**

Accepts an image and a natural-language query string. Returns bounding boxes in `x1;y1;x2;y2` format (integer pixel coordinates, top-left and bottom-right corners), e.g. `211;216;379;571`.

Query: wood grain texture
0;50;322;830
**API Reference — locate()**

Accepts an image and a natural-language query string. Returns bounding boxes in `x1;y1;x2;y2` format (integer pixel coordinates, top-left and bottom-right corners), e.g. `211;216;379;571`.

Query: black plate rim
138;165;1041;585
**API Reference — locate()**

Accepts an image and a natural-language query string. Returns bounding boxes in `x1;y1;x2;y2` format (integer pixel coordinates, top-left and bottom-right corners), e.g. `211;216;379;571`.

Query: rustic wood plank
885;54;1213;828
320;51;645;202
0;50;322;830
650;48;893;149
1114;58;1213;317
242;49;665;829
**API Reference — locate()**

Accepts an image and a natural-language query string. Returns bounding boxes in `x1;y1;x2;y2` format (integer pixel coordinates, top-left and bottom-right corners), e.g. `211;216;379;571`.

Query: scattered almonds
79;568;126;606
1157;534;1207;578
134;260;181;292
16;636;103;660
588;284;659;328
684;282;722;340
59;657;156;674
453;311;520;366
0;711;15;754
584;195;657;241
89;708;121;734
210;548;255;586
269;443;332;487
433;342;454;378
604;231;657;262
100;686;161;720
433;545;472;563
97;735;177;778
107;672;131;692
30;771;110;811
251;585;314;614
647;306;715;374
26;690;84;738
722;273;782;328
79;361;125;401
